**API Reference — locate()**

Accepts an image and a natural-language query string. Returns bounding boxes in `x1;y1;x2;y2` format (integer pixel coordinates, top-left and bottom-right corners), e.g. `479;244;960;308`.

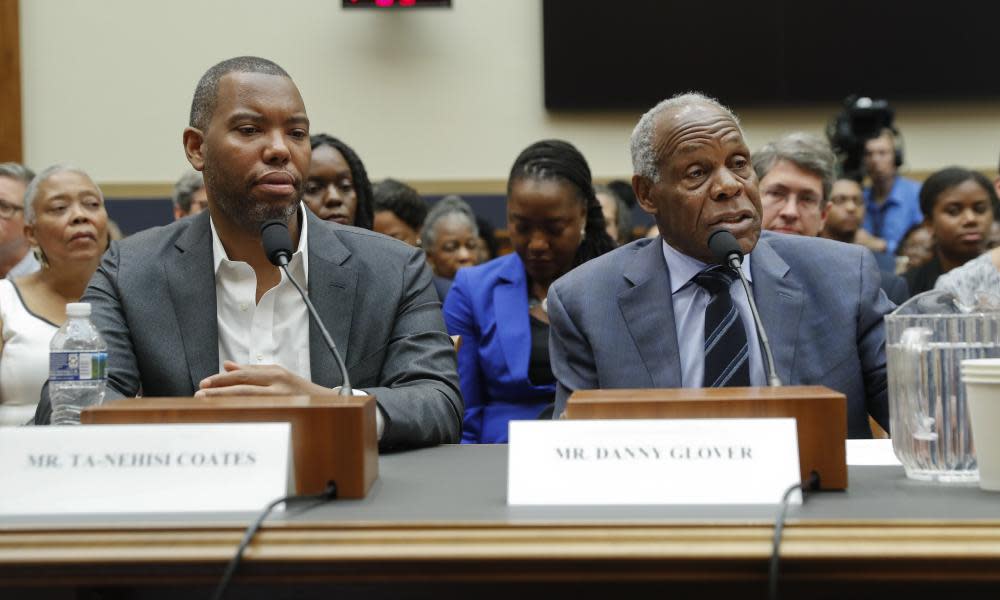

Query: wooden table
3;444;1000;599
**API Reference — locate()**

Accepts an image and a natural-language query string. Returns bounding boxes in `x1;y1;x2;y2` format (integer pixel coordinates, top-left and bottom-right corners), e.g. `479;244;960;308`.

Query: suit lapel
495;254;531;383
618;240;682;388
306;213;357;388
749;237;803;385
165;212;219;392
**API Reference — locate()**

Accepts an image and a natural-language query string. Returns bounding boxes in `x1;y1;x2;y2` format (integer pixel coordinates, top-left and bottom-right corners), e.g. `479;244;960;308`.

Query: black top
527;314;555;386
903;255;945;297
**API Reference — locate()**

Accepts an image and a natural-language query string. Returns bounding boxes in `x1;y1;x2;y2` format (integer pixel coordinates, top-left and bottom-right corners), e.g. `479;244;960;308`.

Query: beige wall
20;0;1000;190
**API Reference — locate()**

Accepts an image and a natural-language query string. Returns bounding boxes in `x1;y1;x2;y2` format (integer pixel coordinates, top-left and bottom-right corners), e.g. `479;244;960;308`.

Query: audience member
754;133;909;304
822;177;865;242
608;178;640;240
861;128;923;255
547;92;892;438
903;167;995;295
475;215;499;263
895;223;935;274
444;139;614;443
754;133;833;237
304;134;374;230
421;195;479;300
0;163;40;279
171;169;208;220
372;178;427;246
1;164;108;425
935;246;1000;309
33;56;462;449
823;177;896;273
595;184;631;246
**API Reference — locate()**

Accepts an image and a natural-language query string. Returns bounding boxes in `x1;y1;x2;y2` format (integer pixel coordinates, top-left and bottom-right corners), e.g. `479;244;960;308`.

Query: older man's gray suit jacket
45;210;462;449
548;232;892;439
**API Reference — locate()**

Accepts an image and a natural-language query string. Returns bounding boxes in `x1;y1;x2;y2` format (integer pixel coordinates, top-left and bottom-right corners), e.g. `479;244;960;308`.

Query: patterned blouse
934;252;1000;310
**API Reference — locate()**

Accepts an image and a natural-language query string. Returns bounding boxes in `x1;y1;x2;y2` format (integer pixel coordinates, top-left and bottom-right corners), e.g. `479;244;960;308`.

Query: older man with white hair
546;92;893;438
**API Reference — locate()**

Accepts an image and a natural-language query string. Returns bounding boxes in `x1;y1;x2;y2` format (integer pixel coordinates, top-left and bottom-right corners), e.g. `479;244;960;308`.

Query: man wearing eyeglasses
0;163;39;279
753;134;909;305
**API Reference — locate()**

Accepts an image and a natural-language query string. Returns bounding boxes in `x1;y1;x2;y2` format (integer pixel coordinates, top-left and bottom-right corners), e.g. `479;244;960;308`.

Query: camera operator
827;97;924;258
861;128;923;255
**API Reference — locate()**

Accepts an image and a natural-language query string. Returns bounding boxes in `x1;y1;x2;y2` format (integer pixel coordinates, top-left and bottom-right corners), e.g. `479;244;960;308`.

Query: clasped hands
194;360;332;398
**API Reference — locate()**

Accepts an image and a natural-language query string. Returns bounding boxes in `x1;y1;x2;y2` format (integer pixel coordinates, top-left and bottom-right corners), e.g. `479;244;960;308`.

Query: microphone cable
210;482;338;600
259;218;352;396
768;471;821;600
279;263;352;396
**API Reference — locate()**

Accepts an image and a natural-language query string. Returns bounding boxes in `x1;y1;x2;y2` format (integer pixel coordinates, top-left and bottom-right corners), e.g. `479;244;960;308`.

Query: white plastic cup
961;358;1000;491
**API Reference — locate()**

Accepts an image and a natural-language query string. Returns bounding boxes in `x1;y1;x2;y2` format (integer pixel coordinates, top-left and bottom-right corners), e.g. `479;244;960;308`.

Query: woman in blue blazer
443;140;616;443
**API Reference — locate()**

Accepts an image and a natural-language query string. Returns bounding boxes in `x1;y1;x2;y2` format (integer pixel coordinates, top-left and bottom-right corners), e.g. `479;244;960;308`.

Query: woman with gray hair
420;195;480;301
0;164;109;425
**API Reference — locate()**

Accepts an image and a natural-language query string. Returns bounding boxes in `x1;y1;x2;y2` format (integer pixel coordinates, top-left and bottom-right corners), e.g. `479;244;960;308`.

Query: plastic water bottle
49;303;107;425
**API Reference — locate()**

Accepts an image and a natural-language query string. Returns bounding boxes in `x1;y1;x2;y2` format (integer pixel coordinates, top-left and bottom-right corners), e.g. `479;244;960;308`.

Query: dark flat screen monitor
543;0;999;110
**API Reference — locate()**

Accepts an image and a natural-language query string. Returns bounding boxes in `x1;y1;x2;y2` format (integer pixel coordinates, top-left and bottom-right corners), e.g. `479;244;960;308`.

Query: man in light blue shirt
861;129;923;255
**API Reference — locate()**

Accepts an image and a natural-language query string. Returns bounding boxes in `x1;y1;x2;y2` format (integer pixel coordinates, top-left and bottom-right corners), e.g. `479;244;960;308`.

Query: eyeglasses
0;201;24;220
762;189;821;210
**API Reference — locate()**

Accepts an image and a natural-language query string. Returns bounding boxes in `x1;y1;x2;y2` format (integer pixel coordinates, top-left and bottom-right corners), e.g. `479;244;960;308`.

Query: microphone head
707;229;744;265
260;219;294;267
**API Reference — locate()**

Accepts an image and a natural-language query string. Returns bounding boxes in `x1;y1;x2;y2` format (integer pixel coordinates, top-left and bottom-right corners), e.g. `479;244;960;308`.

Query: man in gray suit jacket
36;57;462;449
548;93;891;439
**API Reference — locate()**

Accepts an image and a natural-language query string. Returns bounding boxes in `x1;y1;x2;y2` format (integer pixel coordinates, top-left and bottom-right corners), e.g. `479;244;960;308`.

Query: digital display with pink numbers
343;0;451;7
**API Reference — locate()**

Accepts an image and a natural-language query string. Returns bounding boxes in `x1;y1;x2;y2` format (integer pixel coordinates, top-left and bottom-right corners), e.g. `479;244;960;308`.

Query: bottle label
49;351;108;381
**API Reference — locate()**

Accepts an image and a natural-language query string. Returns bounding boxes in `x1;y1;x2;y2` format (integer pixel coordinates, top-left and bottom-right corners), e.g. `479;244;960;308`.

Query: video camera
825;95;897;181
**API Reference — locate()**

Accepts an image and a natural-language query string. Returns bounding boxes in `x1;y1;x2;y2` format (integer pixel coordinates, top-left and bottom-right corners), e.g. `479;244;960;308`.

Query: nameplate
0;423;292;515
508;418;801;505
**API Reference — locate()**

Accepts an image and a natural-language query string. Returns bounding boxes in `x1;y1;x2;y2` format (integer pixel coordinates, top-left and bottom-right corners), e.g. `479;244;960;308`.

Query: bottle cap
66;302;92;318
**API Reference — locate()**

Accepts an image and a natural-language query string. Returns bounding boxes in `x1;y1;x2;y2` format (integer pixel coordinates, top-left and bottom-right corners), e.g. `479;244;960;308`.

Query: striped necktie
693;266;751;387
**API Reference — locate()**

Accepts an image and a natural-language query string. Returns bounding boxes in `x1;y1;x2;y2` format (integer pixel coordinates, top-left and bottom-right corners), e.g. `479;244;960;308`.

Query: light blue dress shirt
862;175;923;255
661;240;765;387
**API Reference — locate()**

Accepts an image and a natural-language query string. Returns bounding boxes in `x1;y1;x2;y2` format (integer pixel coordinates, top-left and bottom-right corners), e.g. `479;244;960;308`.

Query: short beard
205;168;300;234
217;194;299;234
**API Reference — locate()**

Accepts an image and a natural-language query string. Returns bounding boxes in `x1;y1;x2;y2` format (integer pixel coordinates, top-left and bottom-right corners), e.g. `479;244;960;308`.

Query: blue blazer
443;253;556;443
548;233;893;439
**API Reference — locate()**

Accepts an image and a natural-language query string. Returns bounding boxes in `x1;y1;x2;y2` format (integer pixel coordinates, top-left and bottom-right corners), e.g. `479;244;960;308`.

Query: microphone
260;219;352;396
707;229;782;387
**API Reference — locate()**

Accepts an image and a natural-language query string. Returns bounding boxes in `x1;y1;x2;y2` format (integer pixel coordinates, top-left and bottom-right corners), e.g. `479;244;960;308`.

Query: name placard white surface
846;439;902;466
508;418;801;505
0;423;292;515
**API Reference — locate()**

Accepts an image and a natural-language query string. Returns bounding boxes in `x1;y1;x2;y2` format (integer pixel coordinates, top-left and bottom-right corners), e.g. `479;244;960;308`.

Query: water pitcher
887;291;1000;482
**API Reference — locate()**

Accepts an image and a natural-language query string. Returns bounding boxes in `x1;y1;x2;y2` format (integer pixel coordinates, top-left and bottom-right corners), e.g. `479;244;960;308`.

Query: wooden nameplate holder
81;395;378;498
564;386;848;490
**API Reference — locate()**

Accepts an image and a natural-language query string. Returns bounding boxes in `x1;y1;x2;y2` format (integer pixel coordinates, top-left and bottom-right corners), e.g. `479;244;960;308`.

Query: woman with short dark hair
903;167;995;295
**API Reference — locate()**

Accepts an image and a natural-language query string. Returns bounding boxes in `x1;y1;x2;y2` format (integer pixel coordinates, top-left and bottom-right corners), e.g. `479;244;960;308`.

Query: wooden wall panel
0;0;22;163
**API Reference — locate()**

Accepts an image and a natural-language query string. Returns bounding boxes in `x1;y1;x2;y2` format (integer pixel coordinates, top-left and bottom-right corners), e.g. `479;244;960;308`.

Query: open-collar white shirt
211;209;311;380
208;210;385;439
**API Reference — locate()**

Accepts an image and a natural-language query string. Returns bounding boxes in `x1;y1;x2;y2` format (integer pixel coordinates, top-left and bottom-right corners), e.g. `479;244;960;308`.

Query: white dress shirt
661;240;765;387
211;211;311;380
209;209;384;438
